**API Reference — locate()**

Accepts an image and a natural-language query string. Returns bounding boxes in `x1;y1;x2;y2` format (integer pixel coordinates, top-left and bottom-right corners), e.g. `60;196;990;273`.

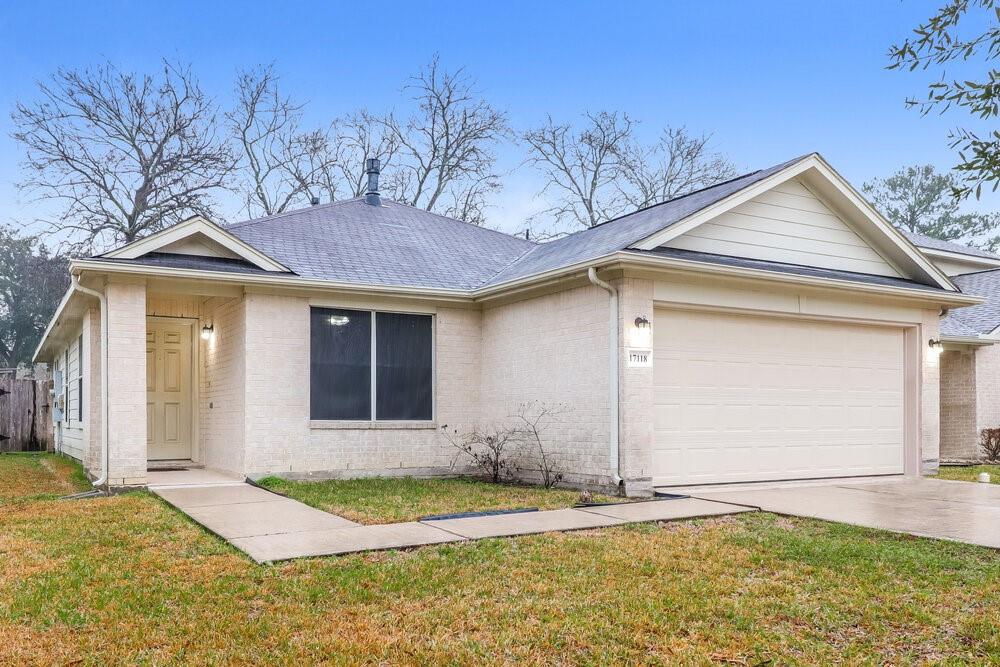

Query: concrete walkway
148;472;751;562
689;476;1000;549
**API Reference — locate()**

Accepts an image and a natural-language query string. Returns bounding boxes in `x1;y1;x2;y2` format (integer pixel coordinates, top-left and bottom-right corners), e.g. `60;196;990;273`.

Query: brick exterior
940;342;1000;461
480;283;614;490
940;349;978;460
240;292;483;479
921;309;942;473
200;296;246;474
68;275;944;492
105;280;147;486
615;277;654;495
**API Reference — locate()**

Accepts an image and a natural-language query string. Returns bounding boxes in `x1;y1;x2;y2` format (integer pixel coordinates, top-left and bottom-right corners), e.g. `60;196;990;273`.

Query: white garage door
653;308;905;486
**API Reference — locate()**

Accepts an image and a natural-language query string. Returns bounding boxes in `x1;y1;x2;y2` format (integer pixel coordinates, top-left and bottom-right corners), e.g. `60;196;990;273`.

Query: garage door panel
653;308;906;486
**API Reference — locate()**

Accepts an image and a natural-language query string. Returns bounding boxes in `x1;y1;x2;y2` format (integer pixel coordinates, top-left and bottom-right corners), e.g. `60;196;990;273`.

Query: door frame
146;315;200;463
650;303;921;485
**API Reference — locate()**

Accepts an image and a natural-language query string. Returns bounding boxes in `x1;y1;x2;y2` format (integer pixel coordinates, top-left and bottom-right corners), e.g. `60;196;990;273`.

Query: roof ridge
225;197;364;230
377;199;536;247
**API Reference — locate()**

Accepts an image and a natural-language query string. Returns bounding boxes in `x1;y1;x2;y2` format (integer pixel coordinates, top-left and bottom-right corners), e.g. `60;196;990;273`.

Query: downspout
71;275;109;488
587;267;623;490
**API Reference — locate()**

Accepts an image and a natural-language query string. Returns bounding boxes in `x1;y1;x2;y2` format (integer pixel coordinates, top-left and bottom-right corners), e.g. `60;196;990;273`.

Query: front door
146;318;194;460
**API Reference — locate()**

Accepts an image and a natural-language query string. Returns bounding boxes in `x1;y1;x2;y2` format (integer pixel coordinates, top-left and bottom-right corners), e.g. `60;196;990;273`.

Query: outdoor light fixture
201;324;214;340
928;339;944;354
629;315;652;348
328;314;350;326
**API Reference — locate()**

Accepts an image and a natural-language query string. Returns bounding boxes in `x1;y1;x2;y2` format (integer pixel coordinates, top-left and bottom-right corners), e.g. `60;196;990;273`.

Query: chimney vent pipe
365;158;381;206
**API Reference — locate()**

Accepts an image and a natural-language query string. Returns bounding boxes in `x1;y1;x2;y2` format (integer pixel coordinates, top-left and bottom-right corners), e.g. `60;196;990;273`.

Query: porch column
106;279;147;486
614;276;654;497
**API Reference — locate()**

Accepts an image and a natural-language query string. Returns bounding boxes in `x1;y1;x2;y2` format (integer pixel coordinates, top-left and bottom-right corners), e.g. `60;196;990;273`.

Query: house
901;231;1000;461
33;153;982;495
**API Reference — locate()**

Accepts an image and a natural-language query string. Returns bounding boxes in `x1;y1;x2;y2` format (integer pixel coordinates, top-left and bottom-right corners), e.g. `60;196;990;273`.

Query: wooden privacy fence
0;366;53;453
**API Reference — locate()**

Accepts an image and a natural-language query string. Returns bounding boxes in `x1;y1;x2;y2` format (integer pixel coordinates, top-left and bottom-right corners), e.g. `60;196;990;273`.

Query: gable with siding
661;178;903;277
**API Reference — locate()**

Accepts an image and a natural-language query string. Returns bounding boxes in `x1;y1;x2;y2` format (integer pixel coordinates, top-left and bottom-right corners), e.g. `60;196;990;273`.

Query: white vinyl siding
652;308;906;486
662;179;903;277
55;333;86;462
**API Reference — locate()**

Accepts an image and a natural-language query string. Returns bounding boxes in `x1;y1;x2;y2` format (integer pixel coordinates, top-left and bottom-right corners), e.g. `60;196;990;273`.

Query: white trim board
100;216;290;273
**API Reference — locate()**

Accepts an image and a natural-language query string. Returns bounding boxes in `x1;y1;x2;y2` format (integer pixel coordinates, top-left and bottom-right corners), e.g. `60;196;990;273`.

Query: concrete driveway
687;477;1000;549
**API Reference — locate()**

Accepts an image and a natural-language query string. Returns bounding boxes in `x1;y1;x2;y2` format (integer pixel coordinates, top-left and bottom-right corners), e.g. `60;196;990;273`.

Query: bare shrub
980;428;1000;461
444;424;519;483
512;401;567;488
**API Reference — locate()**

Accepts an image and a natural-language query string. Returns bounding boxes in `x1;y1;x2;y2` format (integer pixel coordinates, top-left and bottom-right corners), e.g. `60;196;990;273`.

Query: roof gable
631;154;956;291
99;216;290;272
660;177;904;278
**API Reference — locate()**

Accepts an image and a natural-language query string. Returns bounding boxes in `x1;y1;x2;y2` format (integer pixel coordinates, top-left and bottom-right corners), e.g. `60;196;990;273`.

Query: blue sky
0;0;992;237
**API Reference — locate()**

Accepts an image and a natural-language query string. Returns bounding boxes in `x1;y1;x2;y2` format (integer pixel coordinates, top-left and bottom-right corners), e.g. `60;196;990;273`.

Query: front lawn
3;458;1000;663
257;475;617;524
0;453;89;504
938;464;1000;484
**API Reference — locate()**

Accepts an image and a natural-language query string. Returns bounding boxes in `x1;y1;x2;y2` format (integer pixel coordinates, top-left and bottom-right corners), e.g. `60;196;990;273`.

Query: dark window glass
376;312;432;420
310;308;371;420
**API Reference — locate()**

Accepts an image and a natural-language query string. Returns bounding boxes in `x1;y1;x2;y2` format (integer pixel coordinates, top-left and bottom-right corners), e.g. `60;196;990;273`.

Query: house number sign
626;348;652;368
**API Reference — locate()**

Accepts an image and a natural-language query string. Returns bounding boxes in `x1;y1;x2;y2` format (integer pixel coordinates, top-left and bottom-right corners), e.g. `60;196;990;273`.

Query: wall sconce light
629;315;652;348
201;324;214;340
928;339;944;355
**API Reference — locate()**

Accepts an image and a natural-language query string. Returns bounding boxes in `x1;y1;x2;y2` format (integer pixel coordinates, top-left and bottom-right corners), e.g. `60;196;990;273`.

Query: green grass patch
937;464;1000;484
4;457;1000;662
2;493;1000;664
257;475;617;524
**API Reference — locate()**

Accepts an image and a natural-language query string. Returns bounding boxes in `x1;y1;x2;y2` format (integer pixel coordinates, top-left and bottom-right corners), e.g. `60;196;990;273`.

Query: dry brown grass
0;453;89;504
2;458;1000;664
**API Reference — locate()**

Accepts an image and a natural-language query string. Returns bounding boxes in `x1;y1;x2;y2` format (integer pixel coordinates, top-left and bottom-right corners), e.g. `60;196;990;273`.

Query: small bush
444;425;519;483
980;428;1000;461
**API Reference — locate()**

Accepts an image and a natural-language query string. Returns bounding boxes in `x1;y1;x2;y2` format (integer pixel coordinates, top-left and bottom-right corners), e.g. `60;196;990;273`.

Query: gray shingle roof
96;154;964;301
94;252;287;275
629;247;952;293
945;269;1000;335
223;198;535;290
483;156;808;286
902;230;1000;260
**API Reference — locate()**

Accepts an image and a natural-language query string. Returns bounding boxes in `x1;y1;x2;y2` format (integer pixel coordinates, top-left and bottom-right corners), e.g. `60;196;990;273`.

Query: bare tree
523;111;635;229
618;127;738;209
228;65;342;217
524;112;737;231
12;60;232;253
326;111;398;199
378;56;508;223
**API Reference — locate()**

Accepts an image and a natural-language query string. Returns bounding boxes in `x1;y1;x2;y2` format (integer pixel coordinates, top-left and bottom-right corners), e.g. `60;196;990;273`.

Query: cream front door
146;318;194;461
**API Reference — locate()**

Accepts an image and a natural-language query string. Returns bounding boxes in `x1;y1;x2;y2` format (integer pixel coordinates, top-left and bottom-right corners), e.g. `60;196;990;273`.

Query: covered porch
103;277;248;486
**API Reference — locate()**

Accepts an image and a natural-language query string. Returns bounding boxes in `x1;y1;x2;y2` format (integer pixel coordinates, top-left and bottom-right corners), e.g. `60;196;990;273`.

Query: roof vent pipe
365;158;381;206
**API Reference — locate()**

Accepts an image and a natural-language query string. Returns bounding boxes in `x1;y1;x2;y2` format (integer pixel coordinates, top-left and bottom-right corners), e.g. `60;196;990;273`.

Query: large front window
310;307;433;421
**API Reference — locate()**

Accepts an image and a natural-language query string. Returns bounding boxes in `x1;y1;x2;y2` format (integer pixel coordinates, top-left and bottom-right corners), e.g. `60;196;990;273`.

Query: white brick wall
106;281;147;486
200;296;246;473
240;293;482;478
921;309;942;473
940;348;978;460
480;283;613;488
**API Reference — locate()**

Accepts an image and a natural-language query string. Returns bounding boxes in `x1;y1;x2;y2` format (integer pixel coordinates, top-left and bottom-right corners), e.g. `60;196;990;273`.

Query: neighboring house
902;231;1000;461
34;153;981;495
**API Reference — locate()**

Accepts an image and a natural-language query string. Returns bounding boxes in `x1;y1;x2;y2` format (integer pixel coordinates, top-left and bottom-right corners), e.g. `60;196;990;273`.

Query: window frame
77;334;84;423
309;306;436;423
